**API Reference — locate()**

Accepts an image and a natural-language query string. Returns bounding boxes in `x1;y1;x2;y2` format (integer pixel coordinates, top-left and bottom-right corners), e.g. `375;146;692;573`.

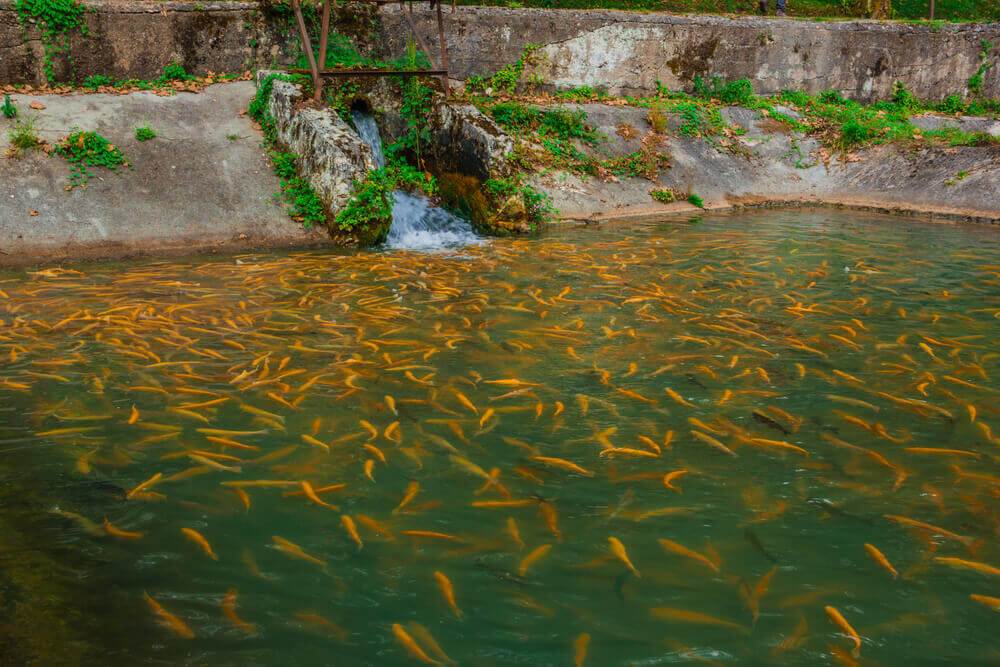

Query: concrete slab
0;81;326;266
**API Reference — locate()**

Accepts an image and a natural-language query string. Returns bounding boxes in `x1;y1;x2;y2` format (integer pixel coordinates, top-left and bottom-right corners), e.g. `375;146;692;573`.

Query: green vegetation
687;192;705;208
1;95;17;119
465;45;541;95
483;176;554;228
14;0;88;83
456;0;1000;22
944;169;969;186
650;187;677;203
249;72;328;228
54;130;127;187
6;118;40;157
81;74;113;91
134;126;156;142
967;40;993;96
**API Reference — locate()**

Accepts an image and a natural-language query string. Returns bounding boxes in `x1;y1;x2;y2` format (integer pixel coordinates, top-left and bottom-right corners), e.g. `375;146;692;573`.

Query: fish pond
1;210;998;666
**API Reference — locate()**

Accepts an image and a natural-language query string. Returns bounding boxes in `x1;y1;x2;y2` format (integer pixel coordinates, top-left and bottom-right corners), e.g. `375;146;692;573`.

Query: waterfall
350;109;480;251
351;109;385;169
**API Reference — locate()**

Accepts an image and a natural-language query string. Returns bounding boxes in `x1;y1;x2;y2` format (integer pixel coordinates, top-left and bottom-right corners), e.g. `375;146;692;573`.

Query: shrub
158;62;194;83
55;130;127;187
650;188;676;203
134;126;156;142
647;104;668;134
7;117;39;156
82;74;113;91
687;192;704;208
1;95;16;119
840;119;872;147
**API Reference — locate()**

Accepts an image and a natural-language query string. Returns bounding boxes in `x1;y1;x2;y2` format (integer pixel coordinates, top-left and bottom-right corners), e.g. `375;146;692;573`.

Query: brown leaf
29;101;46;110
28;210;39;217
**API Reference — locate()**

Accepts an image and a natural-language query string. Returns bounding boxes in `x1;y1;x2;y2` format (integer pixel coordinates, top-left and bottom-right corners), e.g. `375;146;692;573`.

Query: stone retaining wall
378;6;1000;101
0;0;375;85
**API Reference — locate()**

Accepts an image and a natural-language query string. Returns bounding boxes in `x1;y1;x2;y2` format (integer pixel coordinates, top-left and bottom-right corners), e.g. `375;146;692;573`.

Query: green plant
134;126;156;142
468;44;540;96
944;169;969;186
335;167;394;232
1;95;16;119
6;117;40;156
226;133;242;142
687;192;704;208
55;130;127;187
15;0;88;83
82;74;113;91
158;62;195;83
694;76;759;107
647;104;668;133
967;40;993;96
484;176;554;226
650;187;676;203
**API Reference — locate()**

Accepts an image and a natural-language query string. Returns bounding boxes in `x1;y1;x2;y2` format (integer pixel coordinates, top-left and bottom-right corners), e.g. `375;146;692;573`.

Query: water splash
350;109;480;251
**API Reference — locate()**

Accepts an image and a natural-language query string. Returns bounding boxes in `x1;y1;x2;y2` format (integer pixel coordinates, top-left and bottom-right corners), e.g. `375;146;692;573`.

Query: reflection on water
0;210;998;666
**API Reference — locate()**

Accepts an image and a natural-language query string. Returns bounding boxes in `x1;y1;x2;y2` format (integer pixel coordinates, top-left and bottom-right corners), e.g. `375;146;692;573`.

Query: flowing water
350;110;480;252
1;210;999;666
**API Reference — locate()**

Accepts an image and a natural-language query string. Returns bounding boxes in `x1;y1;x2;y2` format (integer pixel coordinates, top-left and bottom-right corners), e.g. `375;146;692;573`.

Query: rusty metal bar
289;68;448;77
291;0;322;101
435;1;450;95
398;0;439;71
318;0;333;70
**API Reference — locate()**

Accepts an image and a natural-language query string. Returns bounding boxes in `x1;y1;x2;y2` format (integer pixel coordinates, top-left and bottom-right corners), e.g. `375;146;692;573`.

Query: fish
272;535;326;567
969;594;1000;612
658;538;719;573
649;607;745;632
530;455;594;477
608;536;641;577
392;623;439;665
341;514;363;550
574;632;591;667
825;605;862;657
144;591;194;639
434;571;463;618
933;557;1000;578
883;514;974;546
864;543;898;578
518;544;552;577
181;527;218;560
744;527;778;563
394;481;420;514
222;588;257;635
104;517;143;540
690;430;737;457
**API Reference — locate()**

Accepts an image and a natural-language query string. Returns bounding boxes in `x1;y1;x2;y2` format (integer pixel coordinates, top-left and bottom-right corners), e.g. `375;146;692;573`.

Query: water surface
1;210;998;666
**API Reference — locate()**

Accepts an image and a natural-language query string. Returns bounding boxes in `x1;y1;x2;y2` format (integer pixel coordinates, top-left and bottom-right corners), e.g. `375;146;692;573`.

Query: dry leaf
29;210;39;217
29;101;46;110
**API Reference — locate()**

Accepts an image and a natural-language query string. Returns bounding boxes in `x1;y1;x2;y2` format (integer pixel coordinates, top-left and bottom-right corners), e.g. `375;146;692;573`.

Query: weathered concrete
529;103;1000;223
379;6;1000;101
0;81;325;266
0;0;377;86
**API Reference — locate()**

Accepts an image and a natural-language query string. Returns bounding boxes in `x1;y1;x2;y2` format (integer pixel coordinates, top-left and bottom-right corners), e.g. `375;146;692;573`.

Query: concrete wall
378;6;1000;101
0;0;376;85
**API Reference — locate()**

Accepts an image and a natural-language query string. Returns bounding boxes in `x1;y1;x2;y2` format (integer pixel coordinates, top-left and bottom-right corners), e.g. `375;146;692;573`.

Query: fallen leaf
28;210;38;217
29;101;46;110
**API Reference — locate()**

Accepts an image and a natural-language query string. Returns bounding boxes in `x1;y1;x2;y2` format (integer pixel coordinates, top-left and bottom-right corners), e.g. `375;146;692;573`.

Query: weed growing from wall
6;117;40;157
15;0;88;84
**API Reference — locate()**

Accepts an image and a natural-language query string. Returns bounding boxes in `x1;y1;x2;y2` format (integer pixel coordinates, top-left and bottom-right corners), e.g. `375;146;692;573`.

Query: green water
1;210;998;666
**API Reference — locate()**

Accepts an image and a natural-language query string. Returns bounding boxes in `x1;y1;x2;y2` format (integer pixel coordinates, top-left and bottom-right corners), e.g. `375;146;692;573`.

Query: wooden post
291;0;322;102
929;0;935;19
435;1;450;95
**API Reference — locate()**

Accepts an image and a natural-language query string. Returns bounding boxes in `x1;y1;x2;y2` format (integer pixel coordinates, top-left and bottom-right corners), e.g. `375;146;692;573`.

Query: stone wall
0;0;376;85
378;6;1000;101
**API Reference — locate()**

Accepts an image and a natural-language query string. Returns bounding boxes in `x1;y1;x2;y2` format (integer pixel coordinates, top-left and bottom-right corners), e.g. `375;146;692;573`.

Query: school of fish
0;211;997;665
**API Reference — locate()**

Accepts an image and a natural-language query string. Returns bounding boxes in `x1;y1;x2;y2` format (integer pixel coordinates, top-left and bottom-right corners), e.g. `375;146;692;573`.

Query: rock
429;103;514;181
265;78;378;218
